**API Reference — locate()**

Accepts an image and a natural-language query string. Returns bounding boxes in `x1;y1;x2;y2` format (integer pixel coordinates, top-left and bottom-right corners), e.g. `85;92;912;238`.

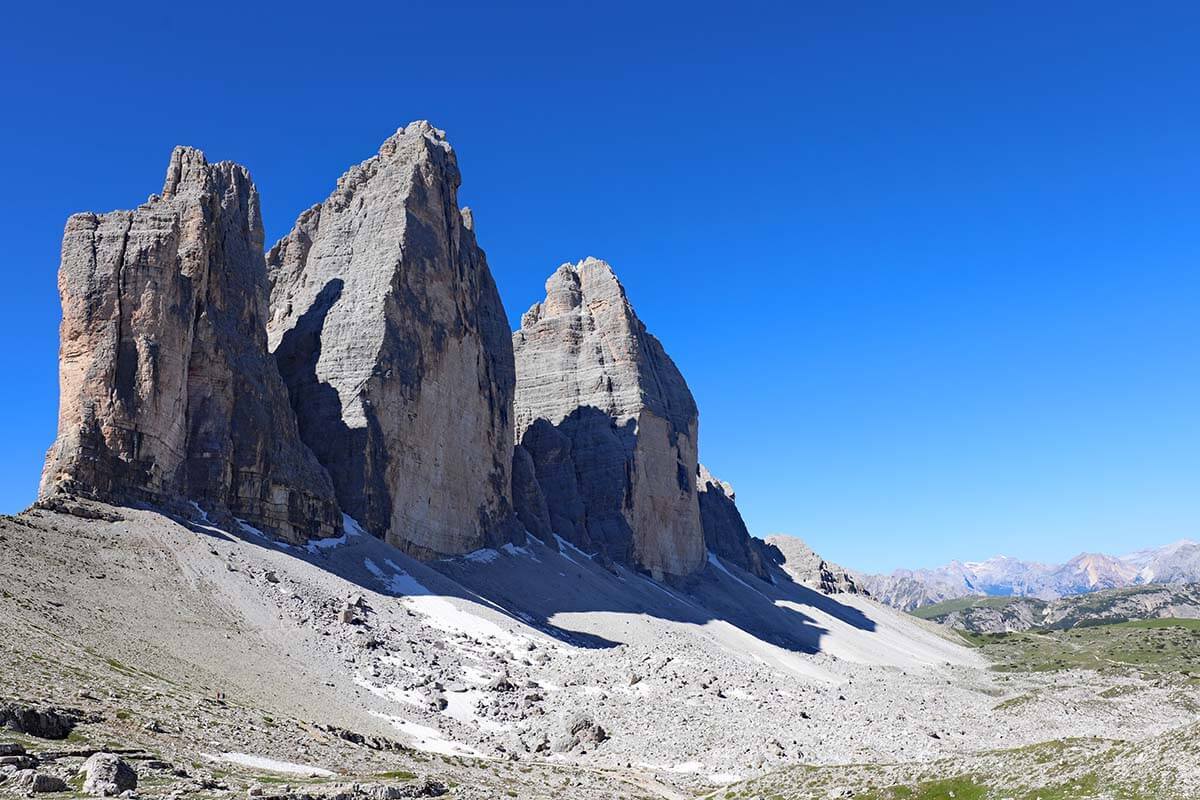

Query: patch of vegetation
374;770;416;781
910;596;1030;621
859;776;989;799
962;619;1200;678
992;692;1035;711
1110;618;1200;631
712;735;1180;800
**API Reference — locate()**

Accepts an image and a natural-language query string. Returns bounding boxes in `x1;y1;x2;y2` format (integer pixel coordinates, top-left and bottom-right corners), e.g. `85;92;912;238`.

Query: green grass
1108;617;1200;631
374;770;417;781
712;734;1185;800
959;619;1200;678
859;776;989;799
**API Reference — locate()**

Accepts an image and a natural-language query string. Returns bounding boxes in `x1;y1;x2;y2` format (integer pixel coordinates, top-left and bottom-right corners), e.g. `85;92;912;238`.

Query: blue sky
1;2;1197;572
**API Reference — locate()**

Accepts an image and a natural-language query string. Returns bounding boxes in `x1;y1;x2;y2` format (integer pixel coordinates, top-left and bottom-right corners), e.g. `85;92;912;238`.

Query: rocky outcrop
512;258;704;581
266;122;518;558
764;535;864;595
0;704;78;739
696;465;771;581
39;147;340;544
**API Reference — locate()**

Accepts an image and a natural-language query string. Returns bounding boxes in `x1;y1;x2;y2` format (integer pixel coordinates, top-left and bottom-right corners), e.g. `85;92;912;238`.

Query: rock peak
42;147;340;543
512;258;704;580
377;120;453;160
161;145;210;197
267;127;518;558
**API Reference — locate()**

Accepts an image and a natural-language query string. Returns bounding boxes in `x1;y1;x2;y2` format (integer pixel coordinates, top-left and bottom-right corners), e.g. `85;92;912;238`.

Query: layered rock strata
266;122;518;558
40;147;341;543
512;258;704;580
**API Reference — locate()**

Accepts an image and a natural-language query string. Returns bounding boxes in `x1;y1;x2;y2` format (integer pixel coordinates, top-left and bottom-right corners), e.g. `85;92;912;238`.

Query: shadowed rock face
512;258;704;581
266;121;519;558
697;465;772;582
40;147;341;543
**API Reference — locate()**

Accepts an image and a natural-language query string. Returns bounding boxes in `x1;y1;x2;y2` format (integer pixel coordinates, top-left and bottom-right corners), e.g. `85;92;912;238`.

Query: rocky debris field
2;503;1199;798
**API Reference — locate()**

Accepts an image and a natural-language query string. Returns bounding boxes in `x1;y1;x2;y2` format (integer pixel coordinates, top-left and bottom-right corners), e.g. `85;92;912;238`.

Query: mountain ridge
859;538;1200;611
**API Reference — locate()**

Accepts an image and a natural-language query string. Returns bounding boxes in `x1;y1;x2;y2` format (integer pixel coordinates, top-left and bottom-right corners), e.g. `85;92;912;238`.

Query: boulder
11;770;67;794
512;259;704;581
80;753;137;796
267;122;518;558
39;146;340;544
568;713;608;745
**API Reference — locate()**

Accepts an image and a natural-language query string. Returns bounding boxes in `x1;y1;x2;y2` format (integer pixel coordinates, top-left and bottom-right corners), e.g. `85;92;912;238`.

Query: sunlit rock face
41;146;341;543
512;258;704;581
266;122;519;558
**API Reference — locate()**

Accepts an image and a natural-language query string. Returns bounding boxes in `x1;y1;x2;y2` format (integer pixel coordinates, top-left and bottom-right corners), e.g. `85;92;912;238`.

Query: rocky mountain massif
911;583;1200;634
37;123;769;578
860;539;1200;611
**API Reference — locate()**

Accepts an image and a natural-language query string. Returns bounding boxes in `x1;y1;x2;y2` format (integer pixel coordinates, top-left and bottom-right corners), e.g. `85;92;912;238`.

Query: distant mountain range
858;539;1200;611
910;583;1200;634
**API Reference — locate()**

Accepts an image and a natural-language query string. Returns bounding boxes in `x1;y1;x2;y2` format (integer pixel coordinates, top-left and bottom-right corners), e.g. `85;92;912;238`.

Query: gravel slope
2;502;1197;797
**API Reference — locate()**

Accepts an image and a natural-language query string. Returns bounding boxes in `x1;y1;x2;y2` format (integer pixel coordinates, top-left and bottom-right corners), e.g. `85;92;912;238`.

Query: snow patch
201;752;334;777
501;542;540;561
235;518;268;541
553;534;597;566
362;559;525;649
369;712;485;757
707;550;768;598
305;515;364;554
342;513;368;537
353;673;423;707
187;501;231;538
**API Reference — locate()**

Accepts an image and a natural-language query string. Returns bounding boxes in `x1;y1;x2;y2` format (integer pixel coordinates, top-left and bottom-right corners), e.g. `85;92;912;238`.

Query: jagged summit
515;258;698;440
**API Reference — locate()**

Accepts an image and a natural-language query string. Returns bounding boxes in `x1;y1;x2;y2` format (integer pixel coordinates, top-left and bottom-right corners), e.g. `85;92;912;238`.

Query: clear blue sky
2;2;1197;572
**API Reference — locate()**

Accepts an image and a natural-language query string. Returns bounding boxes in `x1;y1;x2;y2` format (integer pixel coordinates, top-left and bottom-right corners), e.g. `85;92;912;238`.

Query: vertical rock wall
40;147;341;543
266;122;518;558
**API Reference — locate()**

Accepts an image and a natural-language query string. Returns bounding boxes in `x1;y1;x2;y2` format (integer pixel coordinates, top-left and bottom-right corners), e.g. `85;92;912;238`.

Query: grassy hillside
955;618;1200;677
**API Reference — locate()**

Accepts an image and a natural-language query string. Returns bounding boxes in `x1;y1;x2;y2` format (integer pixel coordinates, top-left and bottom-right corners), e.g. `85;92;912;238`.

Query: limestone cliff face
512;258;704;580
266;121;518;558
40;147;341;543
697;465;772;581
